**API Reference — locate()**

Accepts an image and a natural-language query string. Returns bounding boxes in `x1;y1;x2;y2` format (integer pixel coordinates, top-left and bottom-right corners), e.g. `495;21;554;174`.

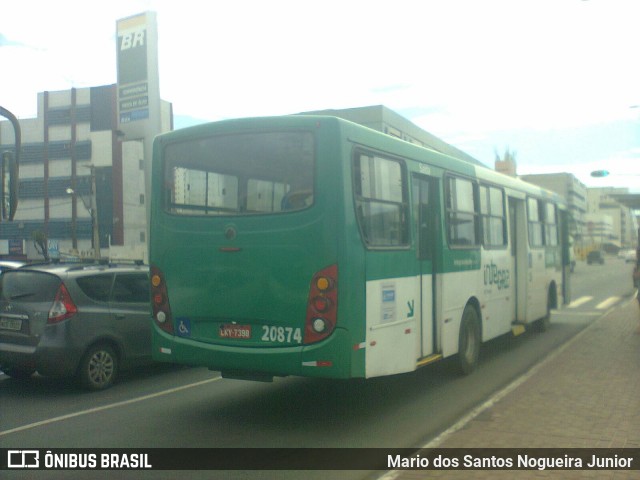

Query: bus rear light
312;296;331;313
312;317;328;333
315;276;332;292
150;265;174;335
304;264;338;344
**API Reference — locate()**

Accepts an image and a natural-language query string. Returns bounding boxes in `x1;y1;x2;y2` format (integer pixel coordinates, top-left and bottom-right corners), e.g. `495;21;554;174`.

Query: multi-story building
587;187;638;251
0;86;172;261
0;12;171;262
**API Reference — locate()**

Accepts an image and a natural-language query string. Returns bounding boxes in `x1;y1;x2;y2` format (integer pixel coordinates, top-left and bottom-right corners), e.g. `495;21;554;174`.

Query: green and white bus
150;115;570;381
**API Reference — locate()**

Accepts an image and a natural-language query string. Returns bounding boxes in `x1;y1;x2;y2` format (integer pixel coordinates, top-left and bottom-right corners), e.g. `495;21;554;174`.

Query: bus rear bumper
152;327;355;379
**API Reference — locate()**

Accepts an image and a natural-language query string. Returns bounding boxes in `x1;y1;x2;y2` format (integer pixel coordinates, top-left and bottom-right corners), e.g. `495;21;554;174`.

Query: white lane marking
596;296;621;310
0;376;223;437
567;296;593;308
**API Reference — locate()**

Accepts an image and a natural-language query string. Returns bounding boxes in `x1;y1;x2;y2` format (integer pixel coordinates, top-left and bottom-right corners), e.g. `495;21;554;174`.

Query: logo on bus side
484;262;510;290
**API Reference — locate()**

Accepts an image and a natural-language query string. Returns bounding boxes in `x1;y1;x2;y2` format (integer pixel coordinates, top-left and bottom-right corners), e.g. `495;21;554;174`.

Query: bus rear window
164;131;314;215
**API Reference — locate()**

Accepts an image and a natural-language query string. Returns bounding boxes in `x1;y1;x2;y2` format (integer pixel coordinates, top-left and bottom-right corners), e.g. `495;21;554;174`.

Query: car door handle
115;314;126;319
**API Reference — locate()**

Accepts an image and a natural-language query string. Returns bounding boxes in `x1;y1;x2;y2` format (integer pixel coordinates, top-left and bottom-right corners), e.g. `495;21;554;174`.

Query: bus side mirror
1;151;18;221
0;106;21;223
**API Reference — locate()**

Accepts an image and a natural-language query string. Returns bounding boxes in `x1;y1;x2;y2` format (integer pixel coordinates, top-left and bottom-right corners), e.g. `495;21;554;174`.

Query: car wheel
457;304;481;375
77;344;118;391
2;366;36;380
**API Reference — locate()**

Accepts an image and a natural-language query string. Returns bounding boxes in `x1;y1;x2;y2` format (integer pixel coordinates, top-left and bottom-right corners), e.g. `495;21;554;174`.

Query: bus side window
353;153;408;248
527;198;544;247
446;176;479;247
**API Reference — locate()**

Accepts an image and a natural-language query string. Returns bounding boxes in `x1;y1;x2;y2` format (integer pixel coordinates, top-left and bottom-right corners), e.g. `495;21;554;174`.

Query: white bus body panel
364;277;420;378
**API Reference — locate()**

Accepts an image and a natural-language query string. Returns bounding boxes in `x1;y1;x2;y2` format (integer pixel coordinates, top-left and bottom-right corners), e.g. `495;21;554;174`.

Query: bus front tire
457;305;480;375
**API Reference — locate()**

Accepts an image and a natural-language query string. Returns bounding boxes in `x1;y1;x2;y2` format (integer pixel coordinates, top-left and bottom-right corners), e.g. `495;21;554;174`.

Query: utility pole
89;165;101;259
66;165;100;259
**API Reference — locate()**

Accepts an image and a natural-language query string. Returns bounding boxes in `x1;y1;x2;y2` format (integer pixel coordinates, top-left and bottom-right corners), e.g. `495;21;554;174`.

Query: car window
0;271;61;302
111;273;149;303
76;274;114;302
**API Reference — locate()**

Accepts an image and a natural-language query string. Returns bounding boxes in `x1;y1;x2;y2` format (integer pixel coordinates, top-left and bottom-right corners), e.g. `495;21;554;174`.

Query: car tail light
48;283;77;324
151;265;174;334
304;264;338;344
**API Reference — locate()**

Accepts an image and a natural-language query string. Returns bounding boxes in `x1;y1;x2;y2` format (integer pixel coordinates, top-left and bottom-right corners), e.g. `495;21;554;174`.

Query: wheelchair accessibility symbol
177;318;191;337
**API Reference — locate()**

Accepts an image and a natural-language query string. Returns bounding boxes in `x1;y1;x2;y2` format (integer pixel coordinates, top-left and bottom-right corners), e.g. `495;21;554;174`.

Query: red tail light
150;265;174;334
48;283;77;324
304;264;338;344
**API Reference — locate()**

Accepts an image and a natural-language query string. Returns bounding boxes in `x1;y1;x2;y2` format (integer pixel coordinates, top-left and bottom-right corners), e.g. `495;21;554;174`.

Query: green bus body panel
150;114;567;380
151;117;365;378
153;213;327;343
154;326;353;379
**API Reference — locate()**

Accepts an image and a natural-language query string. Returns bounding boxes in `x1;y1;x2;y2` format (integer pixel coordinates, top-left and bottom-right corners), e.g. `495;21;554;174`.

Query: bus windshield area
164;131;314;216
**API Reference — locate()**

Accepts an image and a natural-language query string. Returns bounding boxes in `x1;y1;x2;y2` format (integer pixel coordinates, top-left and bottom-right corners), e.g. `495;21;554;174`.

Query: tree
31;230;50;262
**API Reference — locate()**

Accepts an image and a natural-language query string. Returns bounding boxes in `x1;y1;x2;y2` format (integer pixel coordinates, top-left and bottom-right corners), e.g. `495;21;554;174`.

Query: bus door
509;197;528;322
412;174;439;358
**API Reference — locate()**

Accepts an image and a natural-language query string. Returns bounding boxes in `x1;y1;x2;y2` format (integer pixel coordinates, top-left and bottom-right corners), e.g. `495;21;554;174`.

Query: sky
2;0;639;190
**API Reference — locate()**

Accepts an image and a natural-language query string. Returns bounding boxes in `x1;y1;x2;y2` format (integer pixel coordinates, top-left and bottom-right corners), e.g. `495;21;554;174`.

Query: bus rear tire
534;289;554;332
457;304;480;375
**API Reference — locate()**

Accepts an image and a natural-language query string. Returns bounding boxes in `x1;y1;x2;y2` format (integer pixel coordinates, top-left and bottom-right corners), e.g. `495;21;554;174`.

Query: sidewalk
394;297;640;479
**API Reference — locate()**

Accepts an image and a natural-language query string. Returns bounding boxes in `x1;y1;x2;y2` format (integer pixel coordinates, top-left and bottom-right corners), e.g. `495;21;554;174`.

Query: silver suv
0;262;150;390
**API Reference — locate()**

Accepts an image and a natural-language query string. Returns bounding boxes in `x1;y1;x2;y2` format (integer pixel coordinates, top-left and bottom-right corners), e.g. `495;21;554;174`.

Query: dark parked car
587;250;605;265
0;262;150;390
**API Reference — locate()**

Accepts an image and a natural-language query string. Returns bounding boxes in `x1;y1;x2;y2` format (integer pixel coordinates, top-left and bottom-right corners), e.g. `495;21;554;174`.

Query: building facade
0;86;172;261
0;11;171;262
587;187;638;251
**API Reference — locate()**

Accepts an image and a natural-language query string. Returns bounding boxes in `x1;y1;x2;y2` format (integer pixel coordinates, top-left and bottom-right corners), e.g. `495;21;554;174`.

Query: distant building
587;187;638;251
583;213;615;248
300;105;485;167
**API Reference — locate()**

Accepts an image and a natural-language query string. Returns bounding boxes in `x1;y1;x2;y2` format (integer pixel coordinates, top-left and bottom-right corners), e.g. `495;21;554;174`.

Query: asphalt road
1;256;635;480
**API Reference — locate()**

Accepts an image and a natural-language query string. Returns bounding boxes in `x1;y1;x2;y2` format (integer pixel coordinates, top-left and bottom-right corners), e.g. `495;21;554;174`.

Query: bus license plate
0;318;22;331
219;324;251;340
